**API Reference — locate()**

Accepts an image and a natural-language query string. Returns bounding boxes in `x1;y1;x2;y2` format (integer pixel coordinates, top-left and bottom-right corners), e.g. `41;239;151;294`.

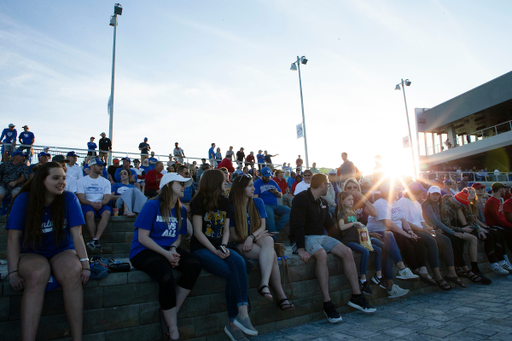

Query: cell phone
219;245;228;254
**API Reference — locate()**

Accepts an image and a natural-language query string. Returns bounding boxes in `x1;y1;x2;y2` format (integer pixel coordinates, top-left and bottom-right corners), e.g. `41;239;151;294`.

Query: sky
1;0;511;177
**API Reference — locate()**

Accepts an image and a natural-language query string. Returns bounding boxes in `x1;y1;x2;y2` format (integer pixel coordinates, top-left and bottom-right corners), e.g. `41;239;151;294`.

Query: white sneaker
396;268;419;281
498;261;512;274
387;284;409;299
491;263;509;275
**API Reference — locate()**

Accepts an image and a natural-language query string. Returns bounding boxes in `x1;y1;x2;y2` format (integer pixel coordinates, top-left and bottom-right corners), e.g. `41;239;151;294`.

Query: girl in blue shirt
6;162;89;340
229;173;295;311
129;173;201;341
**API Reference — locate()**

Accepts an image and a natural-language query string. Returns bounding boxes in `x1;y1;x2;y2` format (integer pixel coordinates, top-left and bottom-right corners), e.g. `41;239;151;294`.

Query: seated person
111;169;138;216
0;150;29;202
114;158;140;190
145;161;164;198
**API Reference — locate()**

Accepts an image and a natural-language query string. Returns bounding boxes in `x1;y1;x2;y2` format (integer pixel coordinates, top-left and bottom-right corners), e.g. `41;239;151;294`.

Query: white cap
328;169;337;175
427;186;441;195
159;172;193;190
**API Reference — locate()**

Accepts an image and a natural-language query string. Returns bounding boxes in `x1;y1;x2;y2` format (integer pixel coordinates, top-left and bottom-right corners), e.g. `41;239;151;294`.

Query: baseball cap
328;169;337;175
8;123;14;127
471;182;485;189
122;157;131;163
22;125;29;129
52;155;70;163
90;136;95;139
159;173;193;190
67;151;78;157
38;151;50;158
427;186;441;195
12;151;25;157
453;191;469;206
113;158;120;164
443;179;453;184
492;183;505;191
261;167;273;177
408;182;427;193
100;132;106;136
133;159;140;163
88;158;105;167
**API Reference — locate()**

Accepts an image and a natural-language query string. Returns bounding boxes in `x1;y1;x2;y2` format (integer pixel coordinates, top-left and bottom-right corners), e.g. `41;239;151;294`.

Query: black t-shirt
265;155;272;163
139;142;150;154
336;210;360;245
189;193;233;252
99;137;112;151
107;165;120;179
236;151;245;162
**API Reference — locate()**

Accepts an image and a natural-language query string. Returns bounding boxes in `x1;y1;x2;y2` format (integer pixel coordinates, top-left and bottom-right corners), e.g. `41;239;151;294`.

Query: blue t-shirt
87;142;97;152
147;157;158;170
129;200;188;259
254;179;281;205
5;191;85;257
141;165;151;174
83;163;109;179
208;147;215;159
229;198;267;234
114;167;138;182
287;176;295;189
111;182;136;195
181;185;195;204
1;128;17;143
19;131;35;145
257;154;265;164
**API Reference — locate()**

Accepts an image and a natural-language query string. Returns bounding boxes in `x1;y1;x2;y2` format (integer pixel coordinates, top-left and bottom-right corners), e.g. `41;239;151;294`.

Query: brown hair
194;169;225;211
158;181;182;227
229;175;261;242
310;173;327;189
336;191;355;220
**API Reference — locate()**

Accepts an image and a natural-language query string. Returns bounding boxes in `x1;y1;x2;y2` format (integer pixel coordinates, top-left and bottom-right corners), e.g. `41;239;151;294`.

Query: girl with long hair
6;162;89;341
189;169;258;340
343;178;377;225
129;173;201;341
229;173;294;310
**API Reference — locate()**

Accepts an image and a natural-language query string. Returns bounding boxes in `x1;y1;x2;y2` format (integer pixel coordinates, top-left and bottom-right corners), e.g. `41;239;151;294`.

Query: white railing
419;171;512;183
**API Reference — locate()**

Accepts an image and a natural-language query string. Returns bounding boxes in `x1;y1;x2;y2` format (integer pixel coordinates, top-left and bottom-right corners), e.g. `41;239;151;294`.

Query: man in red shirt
145;161;164;198
273;169;288;201
245;151;255;169
484;183;512;229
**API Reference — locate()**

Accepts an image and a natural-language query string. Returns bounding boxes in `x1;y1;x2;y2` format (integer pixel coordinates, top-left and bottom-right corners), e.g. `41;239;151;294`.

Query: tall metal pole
401;79;417;178
108;15;117;167
296;56;309;169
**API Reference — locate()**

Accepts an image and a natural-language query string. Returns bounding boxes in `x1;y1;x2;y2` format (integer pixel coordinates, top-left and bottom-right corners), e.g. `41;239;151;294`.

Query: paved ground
254;275;512;341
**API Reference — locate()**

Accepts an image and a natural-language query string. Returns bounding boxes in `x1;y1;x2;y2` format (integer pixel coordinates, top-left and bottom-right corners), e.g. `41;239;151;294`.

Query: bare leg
312;248;331;302
162;307;179;340
51;251;83;341
447;266;457;277
432;267;443;281
329;243;361;295
175;286;191;313
84;212;97;238
122;203;135;217
396;261;406;270
464;234;478;262
18;253;51;341
94;210;111;240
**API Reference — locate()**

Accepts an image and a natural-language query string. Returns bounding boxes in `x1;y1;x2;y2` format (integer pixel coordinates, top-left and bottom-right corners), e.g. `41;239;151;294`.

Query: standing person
66;151;84;193
245;151;255;169
129;173;201;341
98;133;112;163
229;173;294;310
264;151;278;170
208;143;216;168
289;173;376;324
254;167;291;234
173;142;185;164
225;146;235;161
282;162;291;174
236;148;245;168
18;125;35;162
0;151;29;202
139;137;151;162
86;137;97;163
256;150;265;171
6;162;89;341
145;162;165;198
1;123;17;161
189;169;258;340
294;169;312;195
215;147;223;165
337;152;355;185
295;155;303;171
310;163;319;174
75;158;111;250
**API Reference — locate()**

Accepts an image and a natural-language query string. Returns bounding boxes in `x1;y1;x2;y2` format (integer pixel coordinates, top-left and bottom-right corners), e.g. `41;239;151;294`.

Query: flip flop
445;276;466;288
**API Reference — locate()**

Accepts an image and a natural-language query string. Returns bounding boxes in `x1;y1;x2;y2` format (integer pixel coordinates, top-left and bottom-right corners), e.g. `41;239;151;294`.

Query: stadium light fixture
290;56;310;169
396;78;417;178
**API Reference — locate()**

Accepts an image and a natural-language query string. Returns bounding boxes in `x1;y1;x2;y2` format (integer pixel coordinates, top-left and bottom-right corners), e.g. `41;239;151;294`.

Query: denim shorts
305;235;341;255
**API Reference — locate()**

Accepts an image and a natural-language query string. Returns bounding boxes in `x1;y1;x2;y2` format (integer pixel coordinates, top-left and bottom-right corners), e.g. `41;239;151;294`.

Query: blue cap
38;151;50;158
261;167;273;177
88;158;105;166
67;151;78;157
144;137;148;142
122;157;131;163
408;182;427;193
12;151;26;157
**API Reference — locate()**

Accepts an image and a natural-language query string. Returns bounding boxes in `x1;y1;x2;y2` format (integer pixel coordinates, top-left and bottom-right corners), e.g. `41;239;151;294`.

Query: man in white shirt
173;142;185;163
294;169;312;195
65;151;83;193
76;158;112;250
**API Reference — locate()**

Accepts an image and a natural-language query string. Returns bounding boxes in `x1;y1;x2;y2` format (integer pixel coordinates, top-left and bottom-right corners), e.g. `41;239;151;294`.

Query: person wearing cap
86;137;97;163
471;183;488;222
145;161;165;198
129;172;201;341
443;178;458;195
245;152;255;169
18;125;35;162
29;151;50;179
208;143;216;167
107;158;121;184
132;159;146;187
114;158;140;189
254;167;291;235
235;148;245;168
98;133;112;163
256;150;265;171
148;151;159;170
294;169;312;195
66;151;83;180
173;142;185;164
0;151;29;202
138;137;151;163
83;158;109;180
76;158;111;250
282;162;290;174
273;170;287;205
1;123;17;161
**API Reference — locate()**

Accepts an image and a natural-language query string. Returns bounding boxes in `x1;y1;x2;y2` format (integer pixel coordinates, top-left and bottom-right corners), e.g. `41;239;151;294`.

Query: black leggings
483;229;505;263
491;226;512;254
444;233;467;268
414;230;441;269
392;231;428;270
130;248;202;310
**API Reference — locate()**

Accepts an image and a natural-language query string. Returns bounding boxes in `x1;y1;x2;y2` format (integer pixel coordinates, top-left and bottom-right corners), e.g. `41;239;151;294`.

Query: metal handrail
419;170;512;183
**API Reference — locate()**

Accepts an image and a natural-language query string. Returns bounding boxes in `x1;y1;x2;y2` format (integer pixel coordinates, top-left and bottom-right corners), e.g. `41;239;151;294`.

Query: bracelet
82;268;91;271
8;270;18;276
79;258;89;262
169;245;177;250
249;234;256;240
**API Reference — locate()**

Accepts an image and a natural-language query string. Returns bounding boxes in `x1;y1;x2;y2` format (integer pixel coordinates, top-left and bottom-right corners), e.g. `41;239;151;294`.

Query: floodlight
109;16;116;26
290;63;297;71
301;57;308;65
395;84;401;91
405;79;411;86
114;3;123;15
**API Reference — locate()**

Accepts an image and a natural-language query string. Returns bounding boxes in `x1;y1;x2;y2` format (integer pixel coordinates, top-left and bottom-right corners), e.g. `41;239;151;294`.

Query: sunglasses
237;173;252;182
346;186;358;190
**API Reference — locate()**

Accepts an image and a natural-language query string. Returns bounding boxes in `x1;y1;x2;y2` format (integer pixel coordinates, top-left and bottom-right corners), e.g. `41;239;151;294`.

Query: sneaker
224;323;249;341
359;280;372;295
371;275;387;290
387;284;409;299
499;261;512;274
323;301;342;324
348;295;376;313
396;267;419;281
234;315;258;336
491;263;509;275
87;240;96;251
94;240;102;250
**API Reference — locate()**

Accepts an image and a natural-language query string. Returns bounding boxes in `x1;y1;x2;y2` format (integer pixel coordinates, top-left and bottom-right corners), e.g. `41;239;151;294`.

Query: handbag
274;243;294;298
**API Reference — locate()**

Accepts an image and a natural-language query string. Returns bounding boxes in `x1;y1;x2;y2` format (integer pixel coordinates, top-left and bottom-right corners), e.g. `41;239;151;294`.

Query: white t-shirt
294;181;310;195
66;163;83;181
396;197;424;228
76;175;111;202
173;147;184;157
391;202;406;230
366;199;391;232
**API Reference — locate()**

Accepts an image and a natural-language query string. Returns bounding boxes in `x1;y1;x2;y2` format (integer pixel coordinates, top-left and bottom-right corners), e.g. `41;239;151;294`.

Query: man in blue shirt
256;150;265;171
138;137;151;162
148;151;158;170
114;157;140;190
208;142;216;167
29;152;50;179
254;167;291;234
18;125;35;162
1;123;17;161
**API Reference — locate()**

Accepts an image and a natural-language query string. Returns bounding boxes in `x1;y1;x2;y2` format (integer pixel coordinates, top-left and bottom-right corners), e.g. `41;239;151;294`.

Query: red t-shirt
145;170;163;191
246;155;255;164
273;177;288;194
484;196;512;228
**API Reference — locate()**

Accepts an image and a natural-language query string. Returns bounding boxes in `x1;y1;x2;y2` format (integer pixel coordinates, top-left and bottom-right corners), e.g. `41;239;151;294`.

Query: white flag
107;95;112;116
296;123;304;139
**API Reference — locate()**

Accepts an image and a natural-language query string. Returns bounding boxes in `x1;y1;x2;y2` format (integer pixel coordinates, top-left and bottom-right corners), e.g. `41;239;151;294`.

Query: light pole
108;3;122;166
395;78;417;178
290;56;309;169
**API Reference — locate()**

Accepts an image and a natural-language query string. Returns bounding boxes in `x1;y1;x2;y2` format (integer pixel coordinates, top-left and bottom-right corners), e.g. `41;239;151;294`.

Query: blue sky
1;0;511;175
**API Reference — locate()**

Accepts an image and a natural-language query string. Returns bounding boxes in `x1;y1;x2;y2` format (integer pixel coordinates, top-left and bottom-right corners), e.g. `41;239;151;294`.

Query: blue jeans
346;242;382;275
193;248;248;321
371;231;403;280
265;204;291;233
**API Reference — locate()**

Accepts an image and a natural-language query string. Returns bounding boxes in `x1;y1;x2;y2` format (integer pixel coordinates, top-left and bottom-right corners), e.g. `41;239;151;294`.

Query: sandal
465;271;482;283
445;275;466;288
258;285;273;301
277;298;295;311
435;278;452;291
417;273;437;286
